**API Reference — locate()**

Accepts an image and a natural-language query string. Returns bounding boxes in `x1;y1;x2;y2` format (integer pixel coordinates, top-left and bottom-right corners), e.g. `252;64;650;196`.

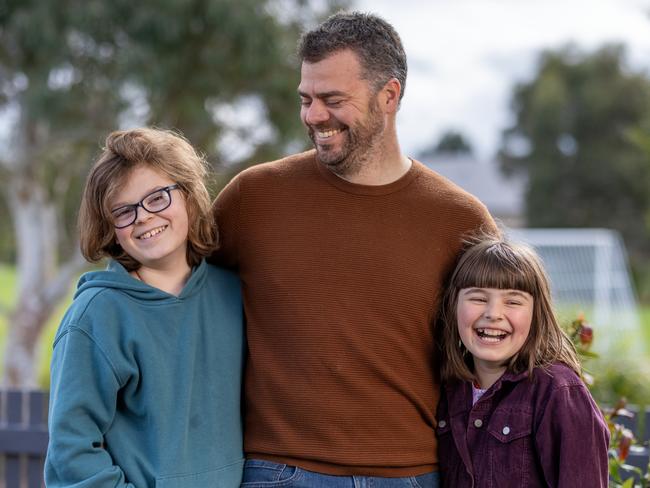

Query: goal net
508;228;641;354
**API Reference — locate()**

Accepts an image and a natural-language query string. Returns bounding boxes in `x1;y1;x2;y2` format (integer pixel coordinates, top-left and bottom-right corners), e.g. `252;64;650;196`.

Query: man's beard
310;98;385;179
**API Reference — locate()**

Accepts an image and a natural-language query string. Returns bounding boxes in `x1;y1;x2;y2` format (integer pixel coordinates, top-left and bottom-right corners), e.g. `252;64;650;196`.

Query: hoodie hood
74;259;207;303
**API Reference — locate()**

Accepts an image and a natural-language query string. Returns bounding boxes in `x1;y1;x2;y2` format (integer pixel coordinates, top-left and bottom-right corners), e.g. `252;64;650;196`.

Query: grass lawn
641;305;650;349
0;263;16;373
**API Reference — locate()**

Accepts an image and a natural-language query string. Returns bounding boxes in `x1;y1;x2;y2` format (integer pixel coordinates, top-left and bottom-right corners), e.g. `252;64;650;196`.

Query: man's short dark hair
298;11;407;102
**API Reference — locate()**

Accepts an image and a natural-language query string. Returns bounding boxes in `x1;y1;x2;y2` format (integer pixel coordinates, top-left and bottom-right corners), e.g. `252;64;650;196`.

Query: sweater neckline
313;155;419;196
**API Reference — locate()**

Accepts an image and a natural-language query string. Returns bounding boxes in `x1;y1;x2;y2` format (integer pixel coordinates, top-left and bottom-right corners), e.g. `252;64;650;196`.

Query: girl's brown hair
78;128;216;270
440;234;581;383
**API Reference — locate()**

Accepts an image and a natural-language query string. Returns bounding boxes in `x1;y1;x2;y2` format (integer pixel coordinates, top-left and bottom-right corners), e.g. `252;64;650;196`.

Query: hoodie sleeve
45;326;135;488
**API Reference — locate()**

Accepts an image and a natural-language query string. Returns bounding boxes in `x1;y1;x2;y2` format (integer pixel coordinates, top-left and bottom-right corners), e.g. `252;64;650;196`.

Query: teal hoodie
45;260;244;488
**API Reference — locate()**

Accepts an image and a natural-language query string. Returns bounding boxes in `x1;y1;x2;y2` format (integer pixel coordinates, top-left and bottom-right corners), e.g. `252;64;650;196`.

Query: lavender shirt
436;363;609;487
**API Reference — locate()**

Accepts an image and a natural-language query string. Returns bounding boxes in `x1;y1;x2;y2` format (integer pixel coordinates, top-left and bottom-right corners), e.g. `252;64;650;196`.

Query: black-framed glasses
111;184;180;229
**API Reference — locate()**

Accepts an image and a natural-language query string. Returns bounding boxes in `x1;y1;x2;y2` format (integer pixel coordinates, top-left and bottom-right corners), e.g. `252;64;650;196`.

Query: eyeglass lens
112;188;173;228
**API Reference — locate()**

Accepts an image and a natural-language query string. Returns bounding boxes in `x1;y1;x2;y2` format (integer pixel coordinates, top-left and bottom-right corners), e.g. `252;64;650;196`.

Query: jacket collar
445;369;530;416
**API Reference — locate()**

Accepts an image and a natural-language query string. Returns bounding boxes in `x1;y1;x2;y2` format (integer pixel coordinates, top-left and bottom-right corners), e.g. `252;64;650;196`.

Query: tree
0;0;347;387
499;45;650;264
417;130;474;161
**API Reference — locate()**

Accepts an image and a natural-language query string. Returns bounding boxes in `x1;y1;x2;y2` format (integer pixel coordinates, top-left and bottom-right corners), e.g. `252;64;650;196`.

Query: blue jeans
241;459;439;487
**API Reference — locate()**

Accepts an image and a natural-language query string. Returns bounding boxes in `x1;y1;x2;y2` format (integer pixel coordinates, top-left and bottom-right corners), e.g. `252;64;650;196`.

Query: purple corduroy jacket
436;363;609;487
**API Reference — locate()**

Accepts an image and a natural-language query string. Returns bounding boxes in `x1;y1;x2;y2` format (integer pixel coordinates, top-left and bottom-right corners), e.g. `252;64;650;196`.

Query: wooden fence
0;390;48;488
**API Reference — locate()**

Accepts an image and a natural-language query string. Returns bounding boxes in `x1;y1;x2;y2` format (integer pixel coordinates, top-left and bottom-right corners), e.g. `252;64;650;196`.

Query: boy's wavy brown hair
78;128;216;270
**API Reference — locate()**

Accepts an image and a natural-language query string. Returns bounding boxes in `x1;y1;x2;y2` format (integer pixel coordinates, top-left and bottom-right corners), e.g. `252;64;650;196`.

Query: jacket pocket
155;459;244;488
487;408;534;482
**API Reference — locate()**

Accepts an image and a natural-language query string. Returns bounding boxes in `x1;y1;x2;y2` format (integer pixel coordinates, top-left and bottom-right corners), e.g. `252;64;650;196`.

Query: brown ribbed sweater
212;150;497;476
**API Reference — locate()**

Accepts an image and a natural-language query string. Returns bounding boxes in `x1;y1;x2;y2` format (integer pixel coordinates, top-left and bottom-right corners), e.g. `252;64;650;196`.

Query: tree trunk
4;296;55;388
2;174;85;387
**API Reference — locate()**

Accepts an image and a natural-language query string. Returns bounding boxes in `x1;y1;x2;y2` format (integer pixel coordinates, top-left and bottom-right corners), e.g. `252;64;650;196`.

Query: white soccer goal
508;228;641;354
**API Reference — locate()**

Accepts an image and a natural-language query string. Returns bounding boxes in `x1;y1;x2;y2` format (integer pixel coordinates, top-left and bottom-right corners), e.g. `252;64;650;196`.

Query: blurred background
0;0;649;411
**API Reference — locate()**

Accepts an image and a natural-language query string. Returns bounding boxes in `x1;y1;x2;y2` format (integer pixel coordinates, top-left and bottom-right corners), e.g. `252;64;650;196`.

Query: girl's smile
457;287;534;386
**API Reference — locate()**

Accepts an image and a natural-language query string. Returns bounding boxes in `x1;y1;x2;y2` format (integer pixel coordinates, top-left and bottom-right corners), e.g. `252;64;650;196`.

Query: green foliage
642;305;650;342
0;200;14;262
499;45;650;266
566;316;650;486
107;0;315;158
0;264;16;313
590;358;650;407
633;264;650;305
0;265;14;378
607;404;650;488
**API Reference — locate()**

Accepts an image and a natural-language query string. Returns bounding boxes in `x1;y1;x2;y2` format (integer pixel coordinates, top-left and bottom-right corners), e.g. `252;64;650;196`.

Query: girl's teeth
477;328;508;341
482;336;502;343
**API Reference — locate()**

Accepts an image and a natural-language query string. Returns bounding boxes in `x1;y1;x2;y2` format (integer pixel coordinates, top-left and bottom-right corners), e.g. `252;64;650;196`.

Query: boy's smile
136;224;168;240
112;165;189;274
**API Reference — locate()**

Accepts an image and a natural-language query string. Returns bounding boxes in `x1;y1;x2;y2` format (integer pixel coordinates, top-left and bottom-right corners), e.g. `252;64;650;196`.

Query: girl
45;128;244;487
436;235;609;487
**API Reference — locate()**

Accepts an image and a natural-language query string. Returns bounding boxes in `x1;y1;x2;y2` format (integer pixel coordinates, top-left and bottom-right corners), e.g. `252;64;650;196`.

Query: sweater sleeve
476;203;499;237
462;192;500;240
45;327;135;488
534;383;609;487
210;173;242;268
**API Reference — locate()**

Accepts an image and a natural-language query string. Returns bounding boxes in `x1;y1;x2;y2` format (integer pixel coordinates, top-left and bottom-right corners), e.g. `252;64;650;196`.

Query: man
212;11;497;487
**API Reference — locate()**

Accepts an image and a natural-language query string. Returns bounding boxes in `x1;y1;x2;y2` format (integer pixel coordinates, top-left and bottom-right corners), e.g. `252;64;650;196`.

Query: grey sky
355;0;650;159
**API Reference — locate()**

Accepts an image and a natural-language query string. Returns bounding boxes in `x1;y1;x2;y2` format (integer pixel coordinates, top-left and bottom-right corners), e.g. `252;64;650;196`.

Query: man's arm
210;174;242;268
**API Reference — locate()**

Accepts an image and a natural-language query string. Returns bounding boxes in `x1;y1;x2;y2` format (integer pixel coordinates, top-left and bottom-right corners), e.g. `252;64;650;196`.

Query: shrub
566;316;650;486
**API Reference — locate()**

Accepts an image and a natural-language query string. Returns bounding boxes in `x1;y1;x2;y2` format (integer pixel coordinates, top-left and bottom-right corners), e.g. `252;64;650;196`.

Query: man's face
298;49;386;177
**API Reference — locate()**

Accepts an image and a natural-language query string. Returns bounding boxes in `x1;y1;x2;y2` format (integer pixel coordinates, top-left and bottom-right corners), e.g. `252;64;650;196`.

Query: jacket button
473;419;483;428
502;426;511;435
438;420;447;428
